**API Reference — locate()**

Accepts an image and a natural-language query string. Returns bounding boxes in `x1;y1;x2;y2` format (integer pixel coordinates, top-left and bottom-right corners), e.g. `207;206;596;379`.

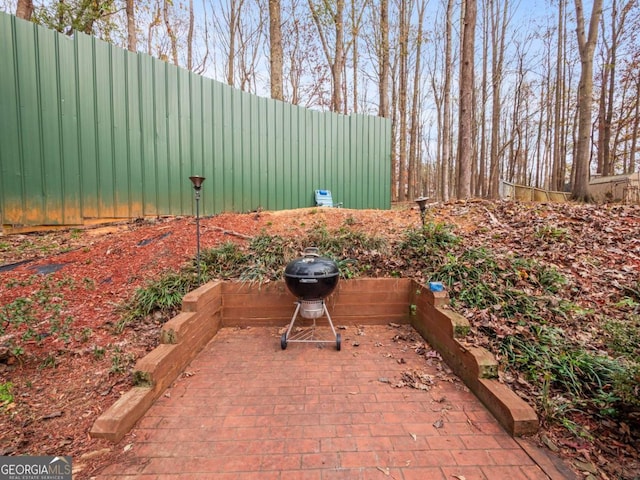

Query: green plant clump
118;272;199;333
500;323;637;421
0;382;14;410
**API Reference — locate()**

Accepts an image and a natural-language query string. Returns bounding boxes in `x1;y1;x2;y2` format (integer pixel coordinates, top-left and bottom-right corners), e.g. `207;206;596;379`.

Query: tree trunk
187;0;194;69
147;0;162;56
629;75;640;173
488;0;509;199
478;0;489;197
163;0;179;66
457;0;476;199
408;0;425;199
269;0;284;101
572;0;603;201
351;0;358;113
397;0;410;201
227;0;239;86
551;0;566;190
126;0;137;52
441;0;453;201
16;0;34;20
332;0;345;113
378;0;390;118
391;60;399;200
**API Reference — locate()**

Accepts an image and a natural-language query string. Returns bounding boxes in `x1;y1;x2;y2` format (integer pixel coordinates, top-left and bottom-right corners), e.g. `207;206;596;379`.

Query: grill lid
284;247;339;279
284;247;339;300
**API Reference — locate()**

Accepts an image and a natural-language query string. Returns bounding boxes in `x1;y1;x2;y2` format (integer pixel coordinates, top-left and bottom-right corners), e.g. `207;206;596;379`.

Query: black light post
415;196;428;227
189;175;206;285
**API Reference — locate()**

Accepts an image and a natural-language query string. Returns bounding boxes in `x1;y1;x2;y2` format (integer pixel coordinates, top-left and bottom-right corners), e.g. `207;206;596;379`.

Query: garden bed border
89;278;538;442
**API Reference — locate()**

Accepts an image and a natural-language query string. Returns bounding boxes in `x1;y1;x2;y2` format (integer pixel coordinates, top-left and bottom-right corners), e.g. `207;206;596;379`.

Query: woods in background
7;0;640;202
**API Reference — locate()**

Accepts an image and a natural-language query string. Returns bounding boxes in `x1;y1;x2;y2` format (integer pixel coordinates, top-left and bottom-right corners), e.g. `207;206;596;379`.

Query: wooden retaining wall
90;278;537;443
221;278;412;327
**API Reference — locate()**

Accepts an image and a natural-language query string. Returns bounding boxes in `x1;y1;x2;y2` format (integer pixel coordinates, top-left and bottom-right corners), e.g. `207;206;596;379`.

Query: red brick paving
96;325;554;479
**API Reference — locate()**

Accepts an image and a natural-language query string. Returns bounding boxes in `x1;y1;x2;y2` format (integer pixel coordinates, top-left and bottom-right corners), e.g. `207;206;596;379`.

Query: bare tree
349;0;366;113
269;0;284;100
551;0;567;191
280;0;331;108
226;0;241;85
147;0;162;56
236;5;266;92
407;0;426;200
488;0;510;198
441;0;454;201
163;0;179;65
379;0;390;118
187;0;194;69
457;0;476;199
572;0;603;201
308;0;347;112
397;0;410;200
596;0;634;176
630;76;640;173
477;0;489;197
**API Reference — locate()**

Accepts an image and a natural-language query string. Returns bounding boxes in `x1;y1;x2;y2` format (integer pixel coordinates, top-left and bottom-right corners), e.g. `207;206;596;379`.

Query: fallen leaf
376;466;390;476
80;448;111;461
433;419;444;429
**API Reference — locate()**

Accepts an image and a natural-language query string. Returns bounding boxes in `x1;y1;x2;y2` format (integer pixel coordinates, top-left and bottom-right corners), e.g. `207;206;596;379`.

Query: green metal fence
0;13;391;231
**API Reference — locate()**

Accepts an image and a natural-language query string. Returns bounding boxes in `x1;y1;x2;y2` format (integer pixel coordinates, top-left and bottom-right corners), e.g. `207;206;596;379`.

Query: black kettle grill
281;247;341;350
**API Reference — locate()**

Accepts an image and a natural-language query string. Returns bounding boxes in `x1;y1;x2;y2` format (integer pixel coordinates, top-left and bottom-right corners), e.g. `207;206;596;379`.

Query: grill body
280;248;341;350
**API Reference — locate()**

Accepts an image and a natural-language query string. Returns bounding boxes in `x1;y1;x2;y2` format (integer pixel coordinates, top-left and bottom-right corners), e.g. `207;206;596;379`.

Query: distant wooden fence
0;13;392;233
500;181;571;203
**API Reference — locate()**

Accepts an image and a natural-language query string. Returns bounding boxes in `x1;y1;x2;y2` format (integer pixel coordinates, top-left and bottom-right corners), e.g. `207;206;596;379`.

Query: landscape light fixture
415;196;428;227
189;175;206;285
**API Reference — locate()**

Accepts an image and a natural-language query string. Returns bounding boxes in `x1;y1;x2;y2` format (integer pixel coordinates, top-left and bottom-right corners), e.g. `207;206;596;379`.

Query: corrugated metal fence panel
0;14;21;224
0;13;391;229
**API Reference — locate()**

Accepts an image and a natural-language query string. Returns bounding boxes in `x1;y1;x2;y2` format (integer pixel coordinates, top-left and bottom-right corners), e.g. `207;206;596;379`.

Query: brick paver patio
96;324;557;479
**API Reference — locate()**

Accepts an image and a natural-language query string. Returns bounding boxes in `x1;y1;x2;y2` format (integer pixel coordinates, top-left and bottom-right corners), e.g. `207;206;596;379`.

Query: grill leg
284;302;301;340
324;303;337;337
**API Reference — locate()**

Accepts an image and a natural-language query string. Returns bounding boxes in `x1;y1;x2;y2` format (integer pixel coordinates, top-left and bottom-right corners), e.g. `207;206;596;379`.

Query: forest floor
0;200;638;479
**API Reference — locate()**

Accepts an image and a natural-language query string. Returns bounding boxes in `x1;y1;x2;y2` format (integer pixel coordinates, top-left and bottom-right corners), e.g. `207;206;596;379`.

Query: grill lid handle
303;247;320;257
